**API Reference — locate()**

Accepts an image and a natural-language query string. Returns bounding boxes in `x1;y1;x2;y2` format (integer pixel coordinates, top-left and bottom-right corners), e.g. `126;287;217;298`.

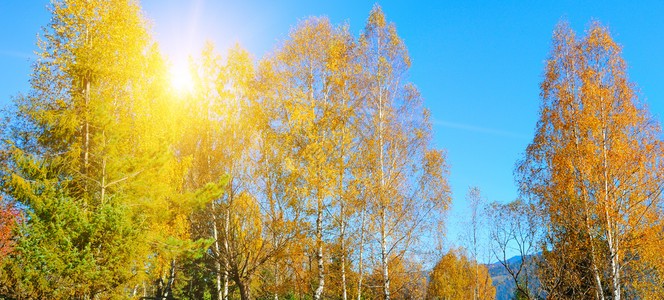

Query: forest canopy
1;1;664;300
0;1;449;299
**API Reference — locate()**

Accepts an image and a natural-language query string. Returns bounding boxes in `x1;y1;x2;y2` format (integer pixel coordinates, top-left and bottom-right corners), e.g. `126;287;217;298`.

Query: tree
220;44;306;300
462;186;492;300
0;198;18;262
328;25;363;300
357;5;451;299
176;42;306;300
426;247;495;300
517;20;664;299
487;200;541;300
0;0;197;297
365;254;428;300
259;16;355;300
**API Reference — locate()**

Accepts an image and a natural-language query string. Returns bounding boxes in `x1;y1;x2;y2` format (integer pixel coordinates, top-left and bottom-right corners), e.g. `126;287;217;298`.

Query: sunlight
170;61;194;94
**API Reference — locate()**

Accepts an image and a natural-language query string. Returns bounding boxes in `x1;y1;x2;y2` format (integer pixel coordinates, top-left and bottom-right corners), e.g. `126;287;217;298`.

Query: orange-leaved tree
0;199;18;262
517;20;664;299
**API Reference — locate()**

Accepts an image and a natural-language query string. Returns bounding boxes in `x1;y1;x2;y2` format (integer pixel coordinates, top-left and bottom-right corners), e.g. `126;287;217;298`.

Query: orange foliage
517;21;664;298
0;199;19;260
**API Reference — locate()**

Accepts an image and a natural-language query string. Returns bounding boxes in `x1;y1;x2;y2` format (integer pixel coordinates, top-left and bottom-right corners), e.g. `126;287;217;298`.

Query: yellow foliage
427;248;495;300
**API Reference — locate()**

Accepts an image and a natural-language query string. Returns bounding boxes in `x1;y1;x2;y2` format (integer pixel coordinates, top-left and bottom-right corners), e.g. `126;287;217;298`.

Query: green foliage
511;281;532;300
511;289;528;300
0;0;213;298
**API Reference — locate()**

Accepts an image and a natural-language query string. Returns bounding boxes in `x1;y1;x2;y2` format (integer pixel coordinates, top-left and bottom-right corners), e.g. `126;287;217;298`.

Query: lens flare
170;61;194;93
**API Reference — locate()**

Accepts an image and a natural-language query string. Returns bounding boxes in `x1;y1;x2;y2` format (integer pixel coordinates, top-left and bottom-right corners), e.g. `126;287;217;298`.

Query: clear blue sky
2;0;664;256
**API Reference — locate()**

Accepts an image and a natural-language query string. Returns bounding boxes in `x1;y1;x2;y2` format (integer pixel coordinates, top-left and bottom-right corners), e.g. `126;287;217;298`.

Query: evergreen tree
0;0;206;297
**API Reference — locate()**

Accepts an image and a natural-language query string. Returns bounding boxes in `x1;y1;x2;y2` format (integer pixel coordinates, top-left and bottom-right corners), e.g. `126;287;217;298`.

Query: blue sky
2;0;664;258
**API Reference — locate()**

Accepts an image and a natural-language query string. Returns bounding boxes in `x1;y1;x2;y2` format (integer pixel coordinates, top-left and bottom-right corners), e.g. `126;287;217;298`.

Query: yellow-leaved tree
258;16;354;300
357;5;451;300
426;248;495;300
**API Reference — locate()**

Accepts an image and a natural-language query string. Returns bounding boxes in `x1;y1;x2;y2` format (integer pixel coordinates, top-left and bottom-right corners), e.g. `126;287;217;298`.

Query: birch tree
260;17;354;300
463;186;492;300
517;20;664;299
487;200;540;300
358;5;451;299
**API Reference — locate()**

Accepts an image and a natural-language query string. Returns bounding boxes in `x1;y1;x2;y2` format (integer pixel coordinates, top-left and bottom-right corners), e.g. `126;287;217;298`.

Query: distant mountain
486;257;518;300
485;254;540;300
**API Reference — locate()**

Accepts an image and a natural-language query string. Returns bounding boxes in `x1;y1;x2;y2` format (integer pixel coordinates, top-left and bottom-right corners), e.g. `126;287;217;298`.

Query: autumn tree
426;247;495;300
173;42;306;300
176;43;241;300
218;45;306;300
357;5;451;299
364;254;428;300
258;16;356;300
517;20;664;299
0;198;18;262
328;25;363;300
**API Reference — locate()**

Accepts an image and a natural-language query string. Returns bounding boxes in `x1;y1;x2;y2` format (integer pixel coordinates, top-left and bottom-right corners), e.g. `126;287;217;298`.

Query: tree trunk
474;262;479;300
607;214;620;300
159;259;176;300
381;208;389;300
314;194;325;300
340;85;348;300
237;278;252;300
100;129;107;205
273;257;279;300
223;204;230;300
341;203;348;300
339;145;348;300
601;106;620;300
379;89;390;300
223;270;230;300
586;207;605;300
357;207;366;300
212;202;223;300
83;22;90;186
573;126;605;300
222;203;231;300
83;77;90;197
167;259;176;294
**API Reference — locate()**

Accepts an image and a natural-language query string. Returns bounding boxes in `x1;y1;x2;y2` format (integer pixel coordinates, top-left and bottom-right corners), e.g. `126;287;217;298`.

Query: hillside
486;255;540;300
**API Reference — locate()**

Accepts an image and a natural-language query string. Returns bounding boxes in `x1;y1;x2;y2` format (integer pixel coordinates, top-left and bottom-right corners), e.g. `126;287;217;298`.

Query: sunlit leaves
0;0;193;297
1;2;453;299
518;20;664;298
427;248;496;300
357;5;451;300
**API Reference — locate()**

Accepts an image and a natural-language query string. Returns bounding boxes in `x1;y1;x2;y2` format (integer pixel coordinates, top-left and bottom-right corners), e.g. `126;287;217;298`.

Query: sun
170;61;194;93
